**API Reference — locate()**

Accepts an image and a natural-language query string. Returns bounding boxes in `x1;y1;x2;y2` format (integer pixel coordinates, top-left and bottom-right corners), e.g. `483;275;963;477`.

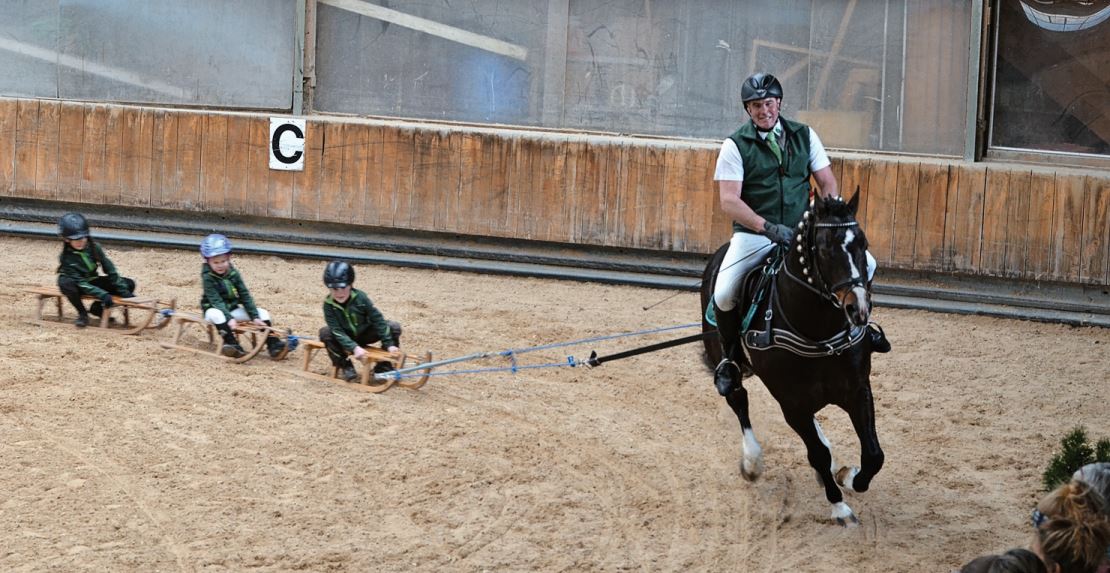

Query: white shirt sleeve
714;138;744;181
808;127;831;172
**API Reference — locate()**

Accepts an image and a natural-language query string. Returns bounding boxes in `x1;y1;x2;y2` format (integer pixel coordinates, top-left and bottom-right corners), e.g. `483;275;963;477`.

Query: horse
698;191;884;526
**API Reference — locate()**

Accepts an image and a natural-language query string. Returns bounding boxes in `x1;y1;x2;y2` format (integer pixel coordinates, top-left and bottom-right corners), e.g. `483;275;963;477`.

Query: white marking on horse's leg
740;427;764;481
831;501;859;527
813;419;836;475
835;465;860;492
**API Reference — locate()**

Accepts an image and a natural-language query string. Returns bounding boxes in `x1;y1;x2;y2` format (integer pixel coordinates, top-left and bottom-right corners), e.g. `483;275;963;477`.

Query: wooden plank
628;144;667;249
0;99;16;195
13;99;39;196
223;115;251;213
438;130;464;233
1025;172;1057;280
56;102;85;202
1080;177;1110;285
569;141;609;245
505;137;538;239
339;122;370;225
838;157;871;213
360;124;385;226
291;119;323;222
1051;174;1086;282
600;142;626;245
862;159;898;264
378;125;415;229
102;106;125;206
148;110;166;207
78;104;107;202
661;144;697;251
175;112;203;211
890;161;921;268
531;139;568;242
156;111;181;209
409;128;443;231
244;117;270;216
316;121;346;224
34;100;59;200
980;168;1011;276
267;162;295;219
947;164;986;273
470;133;510;237
911;163;949;271
1003;169;1032;277
119;107;153;207
200;114;228;211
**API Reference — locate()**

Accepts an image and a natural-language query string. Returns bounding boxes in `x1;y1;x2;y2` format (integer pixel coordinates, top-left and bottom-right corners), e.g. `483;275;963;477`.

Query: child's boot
338;360;358;382
215;323;245;358
265;336;286;359
74;311;89;328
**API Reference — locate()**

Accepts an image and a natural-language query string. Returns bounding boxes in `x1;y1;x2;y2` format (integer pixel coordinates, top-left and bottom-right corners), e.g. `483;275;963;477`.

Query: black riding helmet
323;260;355;289
58;212;90;240
741;73;783;103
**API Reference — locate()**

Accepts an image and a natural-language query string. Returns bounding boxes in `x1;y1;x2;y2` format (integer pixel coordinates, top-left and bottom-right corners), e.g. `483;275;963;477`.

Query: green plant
1042;427;1110;491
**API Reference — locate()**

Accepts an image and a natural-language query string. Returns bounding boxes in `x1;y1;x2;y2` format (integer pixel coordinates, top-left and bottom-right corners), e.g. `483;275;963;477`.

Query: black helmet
323;260;355;288
58;212;90;240
741;73;783;103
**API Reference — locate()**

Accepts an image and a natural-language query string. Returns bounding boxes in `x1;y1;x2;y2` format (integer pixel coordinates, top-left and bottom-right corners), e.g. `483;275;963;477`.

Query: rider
711;72;890;397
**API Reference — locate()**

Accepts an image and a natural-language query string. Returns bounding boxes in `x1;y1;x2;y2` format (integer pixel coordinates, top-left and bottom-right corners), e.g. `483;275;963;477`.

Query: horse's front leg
836;384;884;493
783;412;858;527
725;383;763;481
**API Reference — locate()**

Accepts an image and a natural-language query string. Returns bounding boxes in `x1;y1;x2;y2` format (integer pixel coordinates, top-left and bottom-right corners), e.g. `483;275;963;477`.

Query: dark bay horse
699;192;884;526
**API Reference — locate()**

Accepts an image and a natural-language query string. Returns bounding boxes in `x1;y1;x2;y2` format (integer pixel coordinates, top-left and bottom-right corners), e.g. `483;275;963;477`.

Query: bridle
783;200;867;309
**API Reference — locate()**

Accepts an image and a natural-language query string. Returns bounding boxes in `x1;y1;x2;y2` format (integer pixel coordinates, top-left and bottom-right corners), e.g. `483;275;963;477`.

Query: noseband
784;201;866;309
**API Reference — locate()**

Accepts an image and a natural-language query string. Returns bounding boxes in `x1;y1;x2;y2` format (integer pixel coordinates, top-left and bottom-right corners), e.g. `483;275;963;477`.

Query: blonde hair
1035;480;1110;573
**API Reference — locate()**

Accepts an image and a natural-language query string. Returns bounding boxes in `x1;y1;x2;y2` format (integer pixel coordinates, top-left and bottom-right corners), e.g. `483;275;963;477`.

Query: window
989;0;1110;159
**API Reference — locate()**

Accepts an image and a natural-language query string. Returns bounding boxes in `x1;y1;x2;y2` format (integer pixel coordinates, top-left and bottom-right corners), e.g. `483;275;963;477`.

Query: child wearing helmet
56;212;136;328
199;234;286;359
319;260;402;382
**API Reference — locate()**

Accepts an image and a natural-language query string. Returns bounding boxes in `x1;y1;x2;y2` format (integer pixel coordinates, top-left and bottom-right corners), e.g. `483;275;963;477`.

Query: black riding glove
100;293;114;308
762;221;795;245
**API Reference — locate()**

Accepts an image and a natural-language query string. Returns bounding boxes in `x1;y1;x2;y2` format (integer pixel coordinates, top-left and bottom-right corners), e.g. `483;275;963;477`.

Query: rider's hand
228;318;238;330
387;346;400;355
762;220;795;245
252;318;267;327
100;293;114;308
352;346;368;360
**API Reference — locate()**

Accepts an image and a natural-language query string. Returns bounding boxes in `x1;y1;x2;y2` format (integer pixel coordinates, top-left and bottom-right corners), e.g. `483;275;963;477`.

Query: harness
741;203;868;358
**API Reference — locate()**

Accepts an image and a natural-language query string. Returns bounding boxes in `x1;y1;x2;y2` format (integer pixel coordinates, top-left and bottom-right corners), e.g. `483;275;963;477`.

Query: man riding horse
711;72;890;397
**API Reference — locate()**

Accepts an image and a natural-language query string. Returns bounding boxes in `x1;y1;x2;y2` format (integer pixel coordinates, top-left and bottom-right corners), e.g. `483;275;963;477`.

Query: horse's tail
699;243;730;371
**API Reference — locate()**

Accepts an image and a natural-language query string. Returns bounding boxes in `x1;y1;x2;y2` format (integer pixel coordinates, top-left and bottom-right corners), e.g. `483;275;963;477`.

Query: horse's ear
847;187;861;214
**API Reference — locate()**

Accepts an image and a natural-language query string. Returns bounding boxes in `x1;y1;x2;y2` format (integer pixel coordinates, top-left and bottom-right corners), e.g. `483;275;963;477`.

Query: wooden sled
158;310;294;364
27;285;176;335
297;339;432;393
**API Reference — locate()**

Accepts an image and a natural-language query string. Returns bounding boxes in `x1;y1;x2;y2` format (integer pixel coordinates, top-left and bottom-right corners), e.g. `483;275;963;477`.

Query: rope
500;322;700;356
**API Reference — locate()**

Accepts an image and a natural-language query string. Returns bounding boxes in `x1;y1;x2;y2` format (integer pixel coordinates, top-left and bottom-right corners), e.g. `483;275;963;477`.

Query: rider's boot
713;301;743;396
868;323;891;353
215;323;245;358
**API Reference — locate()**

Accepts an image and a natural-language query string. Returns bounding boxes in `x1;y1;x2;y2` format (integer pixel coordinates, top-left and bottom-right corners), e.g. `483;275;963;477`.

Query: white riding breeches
713;232;876;312
205;306;271;325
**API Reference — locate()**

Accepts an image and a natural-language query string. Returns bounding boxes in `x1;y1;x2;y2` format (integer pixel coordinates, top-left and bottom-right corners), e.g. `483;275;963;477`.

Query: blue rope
499;322;700;357
379;356;581;381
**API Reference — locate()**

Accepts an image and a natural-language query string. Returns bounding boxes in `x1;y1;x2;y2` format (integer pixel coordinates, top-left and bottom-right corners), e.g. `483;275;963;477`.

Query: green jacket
323;288;395;352
728;117;813;233
200;264;259;319
57;240;130;298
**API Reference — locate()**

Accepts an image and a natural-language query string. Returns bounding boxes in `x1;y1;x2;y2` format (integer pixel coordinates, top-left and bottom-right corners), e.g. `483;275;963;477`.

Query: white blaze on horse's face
834;229;871;326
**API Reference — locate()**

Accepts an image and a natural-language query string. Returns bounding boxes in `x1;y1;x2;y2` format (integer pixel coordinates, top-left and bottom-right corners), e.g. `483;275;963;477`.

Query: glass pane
57;0;294;109
0;0;62;98
992;0;1110;156
314;0;550;126
0;0;294;109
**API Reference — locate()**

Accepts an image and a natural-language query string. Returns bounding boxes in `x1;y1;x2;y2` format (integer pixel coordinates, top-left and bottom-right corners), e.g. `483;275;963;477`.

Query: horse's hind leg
837;386;884;493
726;384;763;481
783;412;859;527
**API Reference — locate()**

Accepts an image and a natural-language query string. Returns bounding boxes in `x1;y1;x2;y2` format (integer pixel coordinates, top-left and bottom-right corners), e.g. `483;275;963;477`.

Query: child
56;213;136;328
199;234;286;359
319;260;402;382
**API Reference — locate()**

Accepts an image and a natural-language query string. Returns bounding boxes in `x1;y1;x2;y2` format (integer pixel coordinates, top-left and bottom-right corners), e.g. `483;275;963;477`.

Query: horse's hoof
740;457;763;481
835;466;860;491
831;502;859;527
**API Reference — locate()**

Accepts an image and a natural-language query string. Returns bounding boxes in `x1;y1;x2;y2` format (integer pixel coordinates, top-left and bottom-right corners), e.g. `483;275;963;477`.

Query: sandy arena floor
0;236;1107;572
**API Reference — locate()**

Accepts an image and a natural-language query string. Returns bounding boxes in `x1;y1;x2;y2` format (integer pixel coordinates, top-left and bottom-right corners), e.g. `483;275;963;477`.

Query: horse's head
795;191;871;327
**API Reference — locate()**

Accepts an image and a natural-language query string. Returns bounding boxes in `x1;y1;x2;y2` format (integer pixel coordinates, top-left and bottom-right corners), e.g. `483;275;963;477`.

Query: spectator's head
1032;480;1110;573
961;548;1047;572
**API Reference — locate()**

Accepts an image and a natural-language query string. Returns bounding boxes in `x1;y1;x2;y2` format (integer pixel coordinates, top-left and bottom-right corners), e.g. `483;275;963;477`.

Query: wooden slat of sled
26;286;175;335
158;311;270;364
298;340;431;393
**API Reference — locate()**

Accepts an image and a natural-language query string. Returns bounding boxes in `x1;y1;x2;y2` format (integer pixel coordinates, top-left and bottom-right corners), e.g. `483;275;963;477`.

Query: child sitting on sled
199;234;286;359
56;213;136;328
318;260;402;382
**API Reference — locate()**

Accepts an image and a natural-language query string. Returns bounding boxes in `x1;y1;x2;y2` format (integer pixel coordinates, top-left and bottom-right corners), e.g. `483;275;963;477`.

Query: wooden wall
1;97;1108;286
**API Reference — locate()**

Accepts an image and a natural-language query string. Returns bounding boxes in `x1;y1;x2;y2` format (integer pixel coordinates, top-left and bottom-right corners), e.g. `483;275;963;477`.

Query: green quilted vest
728;118;813;233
